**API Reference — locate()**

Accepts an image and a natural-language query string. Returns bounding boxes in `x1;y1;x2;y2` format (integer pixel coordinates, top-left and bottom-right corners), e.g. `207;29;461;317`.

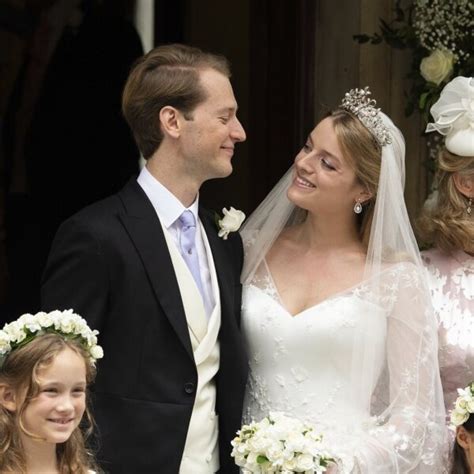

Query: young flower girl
450;381;474;474
0;310;103;473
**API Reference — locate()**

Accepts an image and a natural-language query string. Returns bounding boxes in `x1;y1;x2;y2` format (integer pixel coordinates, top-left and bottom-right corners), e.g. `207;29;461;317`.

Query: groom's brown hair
122;43;231;159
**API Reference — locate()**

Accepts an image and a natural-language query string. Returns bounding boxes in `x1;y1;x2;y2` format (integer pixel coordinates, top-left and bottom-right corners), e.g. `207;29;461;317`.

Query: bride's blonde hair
329;109;383;247
417;148;474;254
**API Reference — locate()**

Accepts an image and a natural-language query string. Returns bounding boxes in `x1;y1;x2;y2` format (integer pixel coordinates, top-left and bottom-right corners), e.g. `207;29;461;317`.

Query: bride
240;88;448;472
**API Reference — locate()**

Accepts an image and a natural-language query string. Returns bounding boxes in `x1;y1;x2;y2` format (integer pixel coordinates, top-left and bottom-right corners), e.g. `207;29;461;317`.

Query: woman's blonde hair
417;148;474;254
329;109;382;247
0;334;99;474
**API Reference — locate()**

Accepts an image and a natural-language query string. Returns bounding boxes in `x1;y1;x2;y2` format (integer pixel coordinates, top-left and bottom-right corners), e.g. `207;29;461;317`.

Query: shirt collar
137;166;199;229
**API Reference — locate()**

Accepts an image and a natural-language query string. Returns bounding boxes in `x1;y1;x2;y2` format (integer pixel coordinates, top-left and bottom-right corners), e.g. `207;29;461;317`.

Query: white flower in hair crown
0;309;104;367
450;381;474;427
217;207;245;240
340;86;392;147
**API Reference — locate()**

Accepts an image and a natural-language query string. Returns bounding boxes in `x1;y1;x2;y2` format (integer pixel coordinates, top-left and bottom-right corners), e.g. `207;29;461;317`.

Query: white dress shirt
137;166;215;318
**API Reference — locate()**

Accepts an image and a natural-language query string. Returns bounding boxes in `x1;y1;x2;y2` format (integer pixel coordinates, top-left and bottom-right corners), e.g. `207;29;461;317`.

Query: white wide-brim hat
426;76;474;157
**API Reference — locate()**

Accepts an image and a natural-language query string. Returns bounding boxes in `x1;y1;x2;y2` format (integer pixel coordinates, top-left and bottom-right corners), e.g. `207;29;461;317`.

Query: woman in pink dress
418;76;474;423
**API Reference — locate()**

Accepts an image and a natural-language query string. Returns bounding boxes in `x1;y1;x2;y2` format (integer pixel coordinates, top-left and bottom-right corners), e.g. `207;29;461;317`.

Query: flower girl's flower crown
450;381;474;427
340;86;392;147
0;309;104;368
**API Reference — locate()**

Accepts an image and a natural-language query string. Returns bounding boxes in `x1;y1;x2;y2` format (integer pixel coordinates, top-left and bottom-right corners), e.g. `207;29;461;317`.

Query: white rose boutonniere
420;49;454;85
218;207;245;240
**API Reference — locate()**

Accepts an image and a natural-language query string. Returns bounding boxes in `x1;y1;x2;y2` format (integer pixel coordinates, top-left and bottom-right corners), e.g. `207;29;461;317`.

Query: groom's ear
159;106;182;139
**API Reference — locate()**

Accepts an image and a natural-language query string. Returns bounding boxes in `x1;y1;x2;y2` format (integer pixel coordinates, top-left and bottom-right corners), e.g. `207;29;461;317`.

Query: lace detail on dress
250;262;279;300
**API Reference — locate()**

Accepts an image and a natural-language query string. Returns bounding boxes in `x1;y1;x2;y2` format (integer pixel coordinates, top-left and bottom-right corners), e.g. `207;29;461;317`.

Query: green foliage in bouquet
354;0;474;123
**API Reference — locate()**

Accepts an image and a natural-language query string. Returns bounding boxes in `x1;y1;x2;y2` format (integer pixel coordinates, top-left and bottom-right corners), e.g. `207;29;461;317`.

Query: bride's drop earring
468;197;472;215
354;200;363;214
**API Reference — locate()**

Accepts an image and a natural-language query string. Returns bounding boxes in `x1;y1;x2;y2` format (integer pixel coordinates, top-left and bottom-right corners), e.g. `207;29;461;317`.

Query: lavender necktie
178;210;205;300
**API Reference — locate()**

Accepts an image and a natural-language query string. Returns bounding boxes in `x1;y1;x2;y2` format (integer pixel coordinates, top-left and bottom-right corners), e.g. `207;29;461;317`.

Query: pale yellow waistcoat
160;221;221;474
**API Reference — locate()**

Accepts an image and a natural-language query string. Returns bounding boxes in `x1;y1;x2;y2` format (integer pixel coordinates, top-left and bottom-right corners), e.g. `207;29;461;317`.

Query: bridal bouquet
231;412;334;473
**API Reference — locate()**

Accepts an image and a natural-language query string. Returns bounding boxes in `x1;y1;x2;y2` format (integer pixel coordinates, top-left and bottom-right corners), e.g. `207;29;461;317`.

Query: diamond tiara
340;87;392;147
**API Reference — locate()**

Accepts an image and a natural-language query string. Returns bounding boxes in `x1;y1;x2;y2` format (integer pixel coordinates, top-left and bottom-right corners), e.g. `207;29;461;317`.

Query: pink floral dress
422;248;474;419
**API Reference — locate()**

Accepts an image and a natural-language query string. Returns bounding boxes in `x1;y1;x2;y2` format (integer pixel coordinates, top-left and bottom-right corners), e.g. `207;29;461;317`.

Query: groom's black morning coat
41;179;248;473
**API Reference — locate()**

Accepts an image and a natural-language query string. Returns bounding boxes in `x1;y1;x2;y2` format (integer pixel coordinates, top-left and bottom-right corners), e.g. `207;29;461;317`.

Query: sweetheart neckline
246;283;353;319
261;259;363;317
257;258;410;317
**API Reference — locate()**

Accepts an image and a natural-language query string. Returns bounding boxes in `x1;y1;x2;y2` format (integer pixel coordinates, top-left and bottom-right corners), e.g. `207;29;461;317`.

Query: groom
41;44;248;473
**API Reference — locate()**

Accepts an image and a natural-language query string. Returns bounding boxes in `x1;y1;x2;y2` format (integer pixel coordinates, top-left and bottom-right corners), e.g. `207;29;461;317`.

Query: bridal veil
240;107;449;471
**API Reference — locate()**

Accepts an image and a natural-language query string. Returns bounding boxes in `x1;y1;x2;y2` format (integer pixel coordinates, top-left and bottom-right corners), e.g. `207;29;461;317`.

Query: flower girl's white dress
241;261;447;473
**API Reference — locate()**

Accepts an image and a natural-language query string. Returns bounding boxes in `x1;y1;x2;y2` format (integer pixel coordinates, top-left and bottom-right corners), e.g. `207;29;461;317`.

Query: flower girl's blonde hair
0;334;98;474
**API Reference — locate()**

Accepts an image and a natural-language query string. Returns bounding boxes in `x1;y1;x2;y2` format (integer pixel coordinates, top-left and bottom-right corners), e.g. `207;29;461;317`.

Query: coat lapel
117;180;193;360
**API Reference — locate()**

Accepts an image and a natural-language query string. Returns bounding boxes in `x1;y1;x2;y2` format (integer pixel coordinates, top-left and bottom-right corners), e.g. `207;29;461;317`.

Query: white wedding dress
241;260;447;473
239;108;448;472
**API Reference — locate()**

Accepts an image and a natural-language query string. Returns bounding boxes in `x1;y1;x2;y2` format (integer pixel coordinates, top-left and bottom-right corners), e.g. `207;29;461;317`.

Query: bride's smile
293;174;315;189
287;117;370;218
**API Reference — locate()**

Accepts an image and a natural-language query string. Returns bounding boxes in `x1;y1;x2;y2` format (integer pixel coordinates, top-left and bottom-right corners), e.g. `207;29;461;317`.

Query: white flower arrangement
413;0;472;63
217;206;245;240
0;309;104;367
450;381;474;427
354;0;473;122
231;412;335;473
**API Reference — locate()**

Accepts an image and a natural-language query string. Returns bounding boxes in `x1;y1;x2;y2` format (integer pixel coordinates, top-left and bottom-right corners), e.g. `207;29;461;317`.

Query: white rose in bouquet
231;412;335;473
